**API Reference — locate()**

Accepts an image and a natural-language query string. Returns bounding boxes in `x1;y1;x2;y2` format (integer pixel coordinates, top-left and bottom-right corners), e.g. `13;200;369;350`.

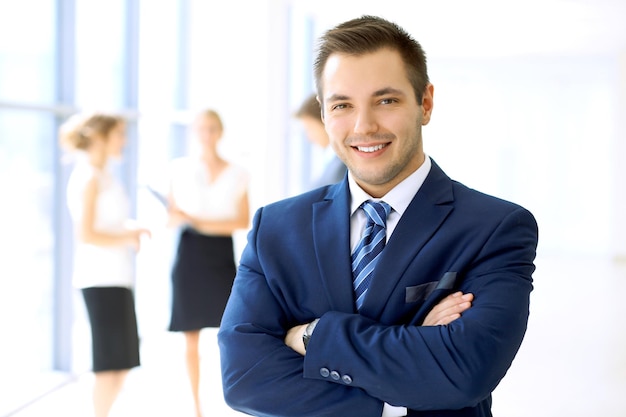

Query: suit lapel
312;182;356;313
360;161;455;318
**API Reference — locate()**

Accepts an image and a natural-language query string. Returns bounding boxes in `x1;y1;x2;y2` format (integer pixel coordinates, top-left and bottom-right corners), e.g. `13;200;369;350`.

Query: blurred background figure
60;112;151;417
165;109;250;417
294;93;347;189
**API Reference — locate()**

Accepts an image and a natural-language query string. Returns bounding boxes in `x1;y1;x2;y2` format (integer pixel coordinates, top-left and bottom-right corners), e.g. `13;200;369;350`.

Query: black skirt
81;287;140;372
168;228;237;331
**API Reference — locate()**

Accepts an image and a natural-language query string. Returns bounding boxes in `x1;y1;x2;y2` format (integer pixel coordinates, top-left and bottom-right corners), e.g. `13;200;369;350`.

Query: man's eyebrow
373;87;405;97
326;88;405;103
326;93;349;102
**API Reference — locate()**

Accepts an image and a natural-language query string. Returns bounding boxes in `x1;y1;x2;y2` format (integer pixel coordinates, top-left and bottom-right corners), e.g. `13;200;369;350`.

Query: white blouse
169;156;249;222
66;160;134;289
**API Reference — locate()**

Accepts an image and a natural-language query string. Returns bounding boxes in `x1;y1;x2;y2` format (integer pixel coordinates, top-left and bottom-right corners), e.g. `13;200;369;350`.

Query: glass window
0;2;65;414
74;0;127;109
0;109;57;414
0;1;56;103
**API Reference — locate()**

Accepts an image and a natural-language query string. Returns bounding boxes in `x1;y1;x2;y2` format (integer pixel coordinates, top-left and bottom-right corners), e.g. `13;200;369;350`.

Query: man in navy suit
218;15;538;417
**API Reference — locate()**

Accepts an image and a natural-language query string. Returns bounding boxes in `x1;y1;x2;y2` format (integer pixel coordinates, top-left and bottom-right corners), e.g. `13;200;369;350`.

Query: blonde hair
196;109;223;132
59;112;124;151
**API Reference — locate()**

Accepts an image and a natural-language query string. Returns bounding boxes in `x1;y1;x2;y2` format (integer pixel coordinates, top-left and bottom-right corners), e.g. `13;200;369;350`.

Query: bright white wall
426;55;618;256
614;52;626;258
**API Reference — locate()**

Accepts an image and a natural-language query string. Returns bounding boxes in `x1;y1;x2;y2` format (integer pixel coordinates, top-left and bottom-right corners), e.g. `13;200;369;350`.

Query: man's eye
332;104;348;110
380;98;396;105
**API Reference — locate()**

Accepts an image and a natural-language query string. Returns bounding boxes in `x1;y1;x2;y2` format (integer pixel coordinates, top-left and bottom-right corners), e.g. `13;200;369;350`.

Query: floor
5;329;244;417
5;254;626;416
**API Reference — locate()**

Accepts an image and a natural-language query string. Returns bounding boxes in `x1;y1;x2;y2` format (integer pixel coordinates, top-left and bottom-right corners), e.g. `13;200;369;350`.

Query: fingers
422;291;474;326
439;292;473;323
449;291;473;310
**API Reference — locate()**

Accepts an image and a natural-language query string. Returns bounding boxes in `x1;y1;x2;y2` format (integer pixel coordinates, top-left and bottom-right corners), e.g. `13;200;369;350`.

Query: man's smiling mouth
355;143;388;153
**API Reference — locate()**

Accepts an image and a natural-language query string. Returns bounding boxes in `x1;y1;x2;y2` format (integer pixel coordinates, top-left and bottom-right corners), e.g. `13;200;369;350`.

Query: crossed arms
284;291;474;356
218;205;537;417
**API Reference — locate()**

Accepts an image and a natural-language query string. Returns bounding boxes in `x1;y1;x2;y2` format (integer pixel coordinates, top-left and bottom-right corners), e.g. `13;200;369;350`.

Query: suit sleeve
218;208;384;417
302;206;538;410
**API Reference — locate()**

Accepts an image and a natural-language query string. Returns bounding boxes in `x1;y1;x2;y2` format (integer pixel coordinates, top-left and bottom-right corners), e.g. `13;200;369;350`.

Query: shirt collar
348;155;432;216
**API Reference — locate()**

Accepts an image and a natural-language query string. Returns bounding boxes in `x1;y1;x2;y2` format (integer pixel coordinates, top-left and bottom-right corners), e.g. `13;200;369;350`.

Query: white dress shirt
169;156;249;221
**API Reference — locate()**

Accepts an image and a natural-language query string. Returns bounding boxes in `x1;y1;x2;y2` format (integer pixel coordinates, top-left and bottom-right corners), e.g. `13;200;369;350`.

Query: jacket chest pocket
405;271;458;304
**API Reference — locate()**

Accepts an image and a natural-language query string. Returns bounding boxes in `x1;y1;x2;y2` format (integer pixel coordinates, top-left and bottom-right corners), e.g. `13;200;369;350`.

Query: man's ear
317;95;325;123
421;84;434;125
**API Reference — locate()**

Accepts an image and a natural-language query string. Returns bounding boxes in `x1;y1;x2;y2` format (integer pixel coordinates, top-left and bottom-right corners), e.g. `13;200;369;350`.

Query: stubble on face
342;128;422;190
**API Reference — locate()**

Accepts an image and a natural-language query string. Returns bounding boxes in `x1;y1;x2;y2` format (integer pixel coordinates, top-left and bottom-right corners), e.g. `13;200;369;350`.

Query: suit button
330;371;340;380
341;374;353;385
320;368;330;378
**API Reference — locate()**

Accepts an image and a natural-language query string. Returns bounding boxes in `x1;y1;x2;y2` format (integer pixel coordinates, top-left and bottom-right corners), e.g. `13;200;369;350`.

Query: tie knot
361;200;391;227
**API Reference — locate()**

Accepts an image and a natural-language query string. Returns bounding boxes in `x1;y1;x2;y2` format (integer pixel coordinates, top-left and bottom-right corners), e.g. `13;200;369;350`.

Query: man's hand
423;291;473;326
284;323;308;356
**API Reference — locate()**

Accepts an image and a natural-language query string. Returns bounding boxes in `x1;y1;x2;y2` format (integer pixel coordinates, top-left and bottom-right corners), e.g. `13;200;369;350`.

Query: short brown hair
314;15;429;104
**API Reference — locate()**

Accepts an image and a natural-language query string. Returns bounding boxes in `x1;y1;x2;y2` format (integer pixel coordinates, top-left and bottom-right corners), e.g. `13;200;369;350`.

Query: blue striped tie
352;200;391;311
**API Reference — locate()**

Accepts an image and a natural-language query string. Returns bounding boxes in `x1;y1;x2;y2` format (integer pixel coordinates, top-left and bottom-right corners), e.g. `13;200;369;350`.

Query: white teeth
357;144;385;152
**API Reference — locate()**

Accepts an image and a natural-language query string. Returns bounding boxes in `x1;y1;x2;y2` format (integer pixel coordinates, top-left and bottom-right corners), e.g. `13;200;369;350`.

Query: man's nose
353;107;378;136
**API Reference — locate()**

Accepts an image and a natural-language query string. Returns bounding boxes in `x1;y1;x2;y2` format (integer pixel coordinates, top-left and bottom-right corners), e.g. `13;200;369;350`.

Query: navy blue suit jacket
218;159;538;417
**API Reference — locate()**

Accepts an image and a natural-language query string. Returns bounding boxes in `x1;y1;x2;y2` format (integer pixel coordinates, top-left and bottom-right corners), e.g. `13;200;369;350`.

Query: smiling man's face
320;47;434;197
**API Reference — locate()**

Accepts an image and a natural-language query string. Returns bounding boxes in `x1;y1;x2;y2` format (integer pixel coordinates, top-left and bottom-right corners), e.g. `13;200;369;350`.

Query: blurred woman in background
166;109;250;417
60;112;150;417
